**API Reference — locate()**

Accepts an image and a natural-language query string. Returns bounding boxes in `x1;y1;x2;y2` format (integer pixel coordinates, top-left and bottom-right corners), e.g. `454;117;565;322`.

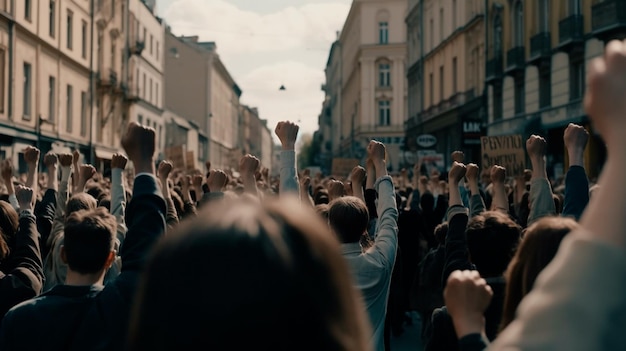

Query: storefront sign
481;135;525;177
463;121;483;145
416;134;437;148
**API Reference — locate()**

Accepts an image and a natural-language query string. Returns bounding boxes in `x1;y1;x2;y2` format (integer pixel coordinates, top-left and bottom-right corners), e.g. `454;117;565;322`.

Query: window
440;8;444;41
66;85;73;132
539;65;551;108
49;76;56;122
439;66;444;101
80;92;87;136
452;0;457;28
143;27;147;41
150;34;153;55
149;78;153;102
138;114;143;125
156;41;160;61
538;0;549;32
25;0;31;20
430;18;434;50
146;118;151;128
111;0;116;18
429;73;434;106
568;0;581;15
514;76;525;115
49;0;56;37
81;20;87;58
494;15;503;57
0;49;5;113
143;73;146;99
155;83;159;106
67;10;73;50
111;43;116;72
23;63;32;119
379;22;389;44
570;59;584;101
493;82;503;121
378;100;391;126
513;1;524;47
452;57;458;94
379;62;391;87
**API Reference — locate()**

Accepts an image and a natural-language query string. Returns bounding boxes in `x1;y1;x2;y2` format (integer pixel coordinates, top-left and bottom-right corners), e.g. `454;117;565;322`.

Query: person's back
329;141;398;351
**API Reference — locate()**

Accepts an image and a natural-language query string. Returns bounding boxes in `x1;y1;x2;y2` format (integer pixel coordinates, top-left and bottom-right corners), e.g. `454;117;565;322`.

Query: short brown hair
328;196;369;244
66;193;98;215
63;207;116;274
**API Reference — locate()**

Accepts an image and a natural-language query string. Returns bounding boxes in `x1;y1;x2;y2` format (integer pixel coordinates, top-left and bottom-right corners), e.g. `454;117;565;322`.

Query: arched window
494;14;503;57
513;0;524;47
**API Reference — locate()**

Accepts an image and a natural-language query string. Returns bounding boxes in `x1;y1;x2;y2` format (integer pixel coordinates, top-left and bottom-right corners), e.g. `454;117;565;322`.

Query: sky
157;0;352;144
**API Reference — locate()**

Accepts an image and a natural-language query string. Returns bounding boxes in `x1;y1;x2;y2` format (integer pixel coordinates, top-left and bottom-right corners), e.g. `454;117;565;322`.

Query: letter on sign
416;134;437;148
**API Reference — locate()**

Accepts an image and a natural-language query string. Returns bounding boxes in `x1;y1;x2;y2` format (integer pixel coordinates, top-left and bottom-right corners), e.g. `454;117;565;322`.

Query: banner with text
165;145;186;170
331;158;360;178
481;135;526;177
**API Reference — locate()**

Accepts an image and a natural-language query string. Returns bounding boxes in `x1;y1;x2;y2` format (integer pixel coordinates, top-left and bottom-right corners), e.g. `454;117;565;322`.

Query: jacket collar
42;284;104;298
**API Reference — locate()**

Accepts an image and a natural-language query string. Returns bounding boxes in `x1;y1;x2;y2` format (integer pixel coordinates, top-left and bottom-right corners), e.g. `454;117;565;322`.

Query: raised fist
79;164;96;182
1;159;13;181
192;175;204;188
121;122;156;164
448;162;467;184
300;176;311;189
24;146;40;165
205;161;211;171
444;270;493;338
181;175;192;189
207;169;228;192
72;150;80;164
526;135;547;160
490;165;507;184
367;140;386;162
465;163;479;183
157;161;173;179
59;154;73;167
15;185;34;210
350;166;366;186
111;154;128;170
239;154;261;176
275;121;299;150
451;151;465;163
564;123;589;152
328;180;346;200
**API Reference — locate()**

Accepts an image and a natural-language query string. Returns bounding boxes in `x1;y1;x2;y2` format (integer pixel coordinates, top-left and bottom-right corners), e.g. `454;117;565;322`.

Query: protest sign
185;150;196;171
331;158;360;178
165;145;186;170
481;135;526;177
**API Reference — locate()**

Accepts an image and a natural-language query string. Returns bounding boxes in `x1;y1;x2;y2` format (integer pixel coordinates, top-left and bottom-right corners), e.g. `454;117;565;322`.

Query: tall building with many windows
319;0;407;172
485;0;625;179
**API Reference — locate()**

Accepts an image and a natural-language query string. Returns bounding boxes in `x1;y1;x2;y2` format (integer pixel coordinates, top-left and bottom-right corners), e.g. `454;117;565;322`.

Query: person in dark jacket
0;122;166;351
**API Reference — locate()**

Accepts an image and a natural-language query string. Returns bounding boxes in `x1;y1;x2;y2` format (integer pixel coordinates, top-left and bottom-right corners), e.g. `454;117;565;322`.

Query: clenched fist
564;123;589;153
490;165;506;184
59;154;73;167
1;159;13;181
111;154;128;170
526;135;547;160
451;151;464;163
207;169;228;192
465;163;479;184
79;164;96;183
121;122;156;173
16;185;35;211
350;166;366;186
448;162;467;184
275;121;299;150
157;161;173;180
239;154;261;176
444;270;493;338
367;140;386;162
24;146;40;165
328;180;346;201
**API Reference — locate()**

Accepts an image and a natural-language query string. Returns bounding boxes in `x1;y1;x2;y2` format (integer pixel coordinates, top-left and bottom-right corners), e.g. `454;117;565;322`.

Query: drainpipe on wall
483;0;489;135
88;0;95;164
7;0;15;121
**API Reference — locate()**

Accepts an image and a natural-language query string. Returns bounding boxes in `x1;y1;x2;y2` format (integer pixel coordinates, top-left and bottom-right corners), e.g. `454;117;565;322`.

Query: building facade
405;0;486;168
485;0;624;179
164;31;242;171
320;0;408;172
240;105;273;172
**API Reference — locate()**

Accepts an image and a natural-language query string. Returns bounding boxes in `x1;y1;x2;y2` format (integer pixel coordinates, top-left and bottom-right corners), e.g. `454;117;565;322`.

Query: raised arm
275;121;300;197
48;154;73;248
299;176;315;207
35;153;59;252
0;186;44;323
562;123;590;220
366;141;398;265
526;135;556;225
239;155;261;198
1;160;18;210
350;165;366;204
23;147;40;200
201;169;227;206
157;160;179;227
489;165;509;214
111;154;129;238
466;163;486;218
74;164;96;194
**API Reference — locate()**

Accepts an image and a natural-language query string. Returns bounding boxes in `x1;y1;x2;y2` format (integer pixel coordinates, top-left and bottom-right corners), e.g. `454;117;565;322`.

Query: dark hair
328;196;369;244
466;211;521;277
500;216;577;331
98;197;111;212
63;207;116;274
86;184;107;203
128;196;370;351
66;193;98;215
420;192;435;214
0;201;18;260
434;222;448;246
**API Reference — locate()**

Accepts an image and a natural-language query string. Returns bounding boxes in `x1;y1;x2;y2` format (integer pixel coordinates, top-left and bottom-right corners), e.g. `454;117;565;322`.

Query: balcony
558;14;584;50
506;47;525;74
486;57;503;83
529;32;551;63
131;40;145;56
592;0;626;41
96;69;117;89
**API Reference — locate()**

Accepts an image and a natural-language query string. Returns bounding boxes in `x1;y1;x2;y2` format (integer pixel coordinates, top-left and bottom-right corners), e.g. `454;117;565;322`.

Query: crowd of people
0;40;624;351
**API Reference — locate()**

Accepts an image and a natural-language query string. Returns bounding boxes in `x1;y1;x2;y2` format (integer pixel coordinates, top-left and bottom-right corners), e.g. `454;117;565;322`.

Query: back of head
434;222;448;246
0;201;18;260
500;216;578;331
66;193;98;215
420;192;435;214
328;196;369;244
63;207;116;274
128;196;370;351
86;184;107;203
466;211;521;277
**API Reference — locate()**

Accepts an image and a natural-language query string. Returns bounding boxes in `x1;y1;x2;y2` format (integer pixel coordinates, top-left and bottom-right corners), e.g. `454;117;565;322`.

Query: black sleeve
365;189;378;219
442;207;472;288
34;189;57;256
458;333;489;351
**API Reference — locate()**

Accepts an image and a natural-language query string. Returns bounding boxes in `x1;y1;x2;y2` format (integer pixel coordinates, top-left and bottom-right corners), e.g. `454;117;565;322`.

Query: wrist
453;315;485;339
133;161;155;175
282;143;295;151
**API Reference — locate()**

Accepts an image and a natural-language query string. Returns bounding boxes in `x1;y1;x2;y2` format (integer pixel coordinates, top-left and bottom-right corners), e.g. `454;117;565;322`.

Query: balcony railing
506;46;525;73
529;32;551;62
559;14;584;47
486;57;503;82
592;0;626;37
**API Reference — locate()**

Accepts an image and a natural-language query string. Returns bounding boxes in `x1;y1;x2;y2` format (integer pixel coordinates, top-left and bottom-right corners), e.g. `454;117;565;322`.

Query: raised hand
207;170;228;192
564;123;589;167
121;122;156;174
448;162;467;185
15;185;35;211
328;180;346;201
157;161;173;180
350;166;366;187
275;121;299;150
451;151;465;163
72;150;80;165
367;140;386;162
192;175;204;189
444;270;493;338
59;153;73;167
111;153;128;170
205;161;211;172
466;163;480;184
79;164;96;183
526;135;547;161
490;165;507;185
24;146;40;166
239;154;261;176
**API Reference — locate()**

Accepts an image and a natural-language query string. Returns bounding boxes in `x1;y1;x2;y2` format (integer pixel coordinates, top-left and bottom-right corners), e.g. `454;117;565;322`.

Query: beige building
485;0;624;178
317;0;408;172
126;0;165;157
405;0;486;167
0;0;93;171
240;105;273;172
163;109;205;169
164;31;242;171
